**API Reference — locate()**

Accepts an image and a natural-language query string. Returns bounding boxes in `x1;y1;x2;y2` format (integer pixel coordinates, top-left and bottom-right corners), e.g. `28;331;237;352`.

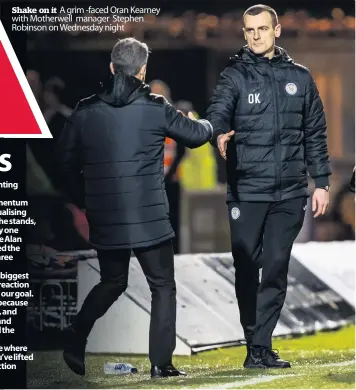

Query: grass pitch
28;325;355;389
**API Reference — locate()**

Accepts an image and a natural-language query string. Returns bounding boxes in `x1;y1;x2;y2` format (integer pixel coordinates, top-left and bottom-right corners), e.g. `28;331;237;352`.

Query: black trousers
74;239;176;366
165;180;181;254
228;197;307;348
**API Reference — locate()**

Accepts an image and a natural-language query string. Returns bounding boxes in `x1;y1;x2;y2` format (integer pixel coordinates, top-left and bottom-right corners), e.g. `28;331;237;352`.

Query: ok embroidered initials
248;93;261;104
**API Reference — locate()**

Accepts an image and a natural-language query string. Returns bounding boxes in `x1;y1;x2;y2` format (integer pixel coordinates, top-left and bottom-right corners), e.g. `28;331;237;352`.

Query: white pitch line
219;374;297;389
317;360;355;368
193;374;296;390
196;360;355;389
291;360;355;369
204;375;246;378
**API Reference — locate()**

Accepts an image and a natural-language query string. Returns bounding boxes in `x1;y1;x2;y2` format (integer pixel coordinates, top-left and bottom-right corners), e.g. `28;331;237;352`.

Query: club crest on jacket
285;83;297;95
231;207;240;220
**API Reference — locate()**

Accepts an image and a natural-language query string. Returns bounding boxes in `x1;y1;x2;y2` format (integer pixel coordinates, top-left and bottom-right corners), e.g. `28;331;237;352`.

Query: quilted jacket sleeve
54;107;85;208
206;67;239;147
164;102;212;149
304;72;332;187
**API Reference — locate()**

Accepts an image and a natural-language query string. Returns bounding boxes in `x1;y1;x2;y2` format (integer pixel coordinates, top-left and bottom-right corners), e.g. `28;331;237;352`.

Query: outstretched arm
164;103;212;149
207;67;239;147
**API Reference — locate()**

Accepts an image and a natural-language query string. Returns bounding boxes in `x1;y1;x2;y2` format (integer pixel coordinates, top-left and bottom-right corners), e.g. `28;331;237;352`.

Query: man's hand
177;110;196;120
188;111;197;120
217;131;235;160
312;188;329;218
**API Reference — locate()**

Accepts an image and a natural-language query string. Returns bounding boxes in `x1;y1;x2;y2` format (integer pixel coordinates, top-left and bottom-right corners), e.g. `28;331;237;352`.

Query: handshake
179;109;235;160
217;130;235;160
178;110;197;121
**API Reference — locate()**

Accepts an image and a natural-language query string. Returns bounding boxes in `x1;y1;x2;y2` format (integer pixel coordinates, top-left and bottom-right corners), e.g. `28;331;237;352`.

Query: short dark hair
243;4;278;28
111;38;149;76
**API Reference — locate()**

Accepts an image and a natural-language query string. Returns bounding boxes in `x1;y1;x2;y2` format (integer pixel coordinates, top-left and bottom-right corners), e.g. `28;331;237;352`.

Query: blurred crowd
25;69;354;258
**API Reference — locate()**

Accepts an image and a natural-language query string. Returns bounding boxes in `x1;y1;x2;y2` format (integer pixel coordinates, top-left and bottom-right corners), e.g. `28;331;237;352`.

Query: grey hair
111;38;149;76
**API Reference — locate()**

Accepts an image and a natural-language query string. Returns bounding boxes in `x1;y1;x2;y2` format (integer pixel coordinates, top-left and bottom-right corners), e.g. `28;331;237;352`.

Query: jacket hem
89;231;175;250
227;188;309;202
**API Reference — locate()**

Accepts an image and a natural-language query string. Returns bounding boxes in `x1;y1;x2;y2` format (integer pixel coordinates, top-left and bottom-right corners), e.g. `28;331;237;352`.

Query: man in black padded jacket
207;4;331;369
55;37;212;379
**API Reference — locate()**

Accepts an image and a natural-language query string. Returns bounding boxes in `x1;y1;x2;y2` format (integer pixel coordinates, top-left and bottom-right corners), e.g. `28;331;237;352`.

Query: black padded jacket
207;46;331;202
55;72;212;249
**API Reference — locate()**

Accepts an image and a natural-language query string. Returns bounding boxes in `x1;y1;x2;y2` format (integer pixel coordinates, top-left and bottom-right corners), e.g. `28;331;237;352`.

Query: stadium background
16;0;355;387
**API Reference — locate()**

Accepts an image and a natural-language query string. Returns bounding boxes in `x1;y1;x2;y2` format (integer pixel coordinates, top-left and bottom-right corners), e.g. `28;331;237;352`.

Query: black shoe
242;344;253;368
244;346;290;369
243;346;266;368
260;347;291;368
63;326;87;376
151;364;187;378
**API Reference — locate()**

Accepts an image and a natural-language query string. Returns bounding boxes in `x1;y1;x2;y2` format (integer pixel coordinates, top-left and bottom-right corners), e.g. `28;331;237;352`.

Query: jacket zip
268;64;281;201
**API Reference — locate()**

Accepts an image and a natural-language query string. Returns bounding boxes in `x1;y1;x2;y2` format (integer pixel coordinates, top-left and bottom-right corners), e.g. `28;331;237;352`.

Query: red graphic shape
0;41;41;134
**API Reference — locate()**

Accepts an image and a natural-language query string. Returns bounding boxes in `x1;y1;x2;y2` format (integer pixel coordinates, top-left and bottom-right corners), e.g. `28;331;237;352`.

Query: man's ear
275;24;281;38
136;64;146;81
109;62;115;75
